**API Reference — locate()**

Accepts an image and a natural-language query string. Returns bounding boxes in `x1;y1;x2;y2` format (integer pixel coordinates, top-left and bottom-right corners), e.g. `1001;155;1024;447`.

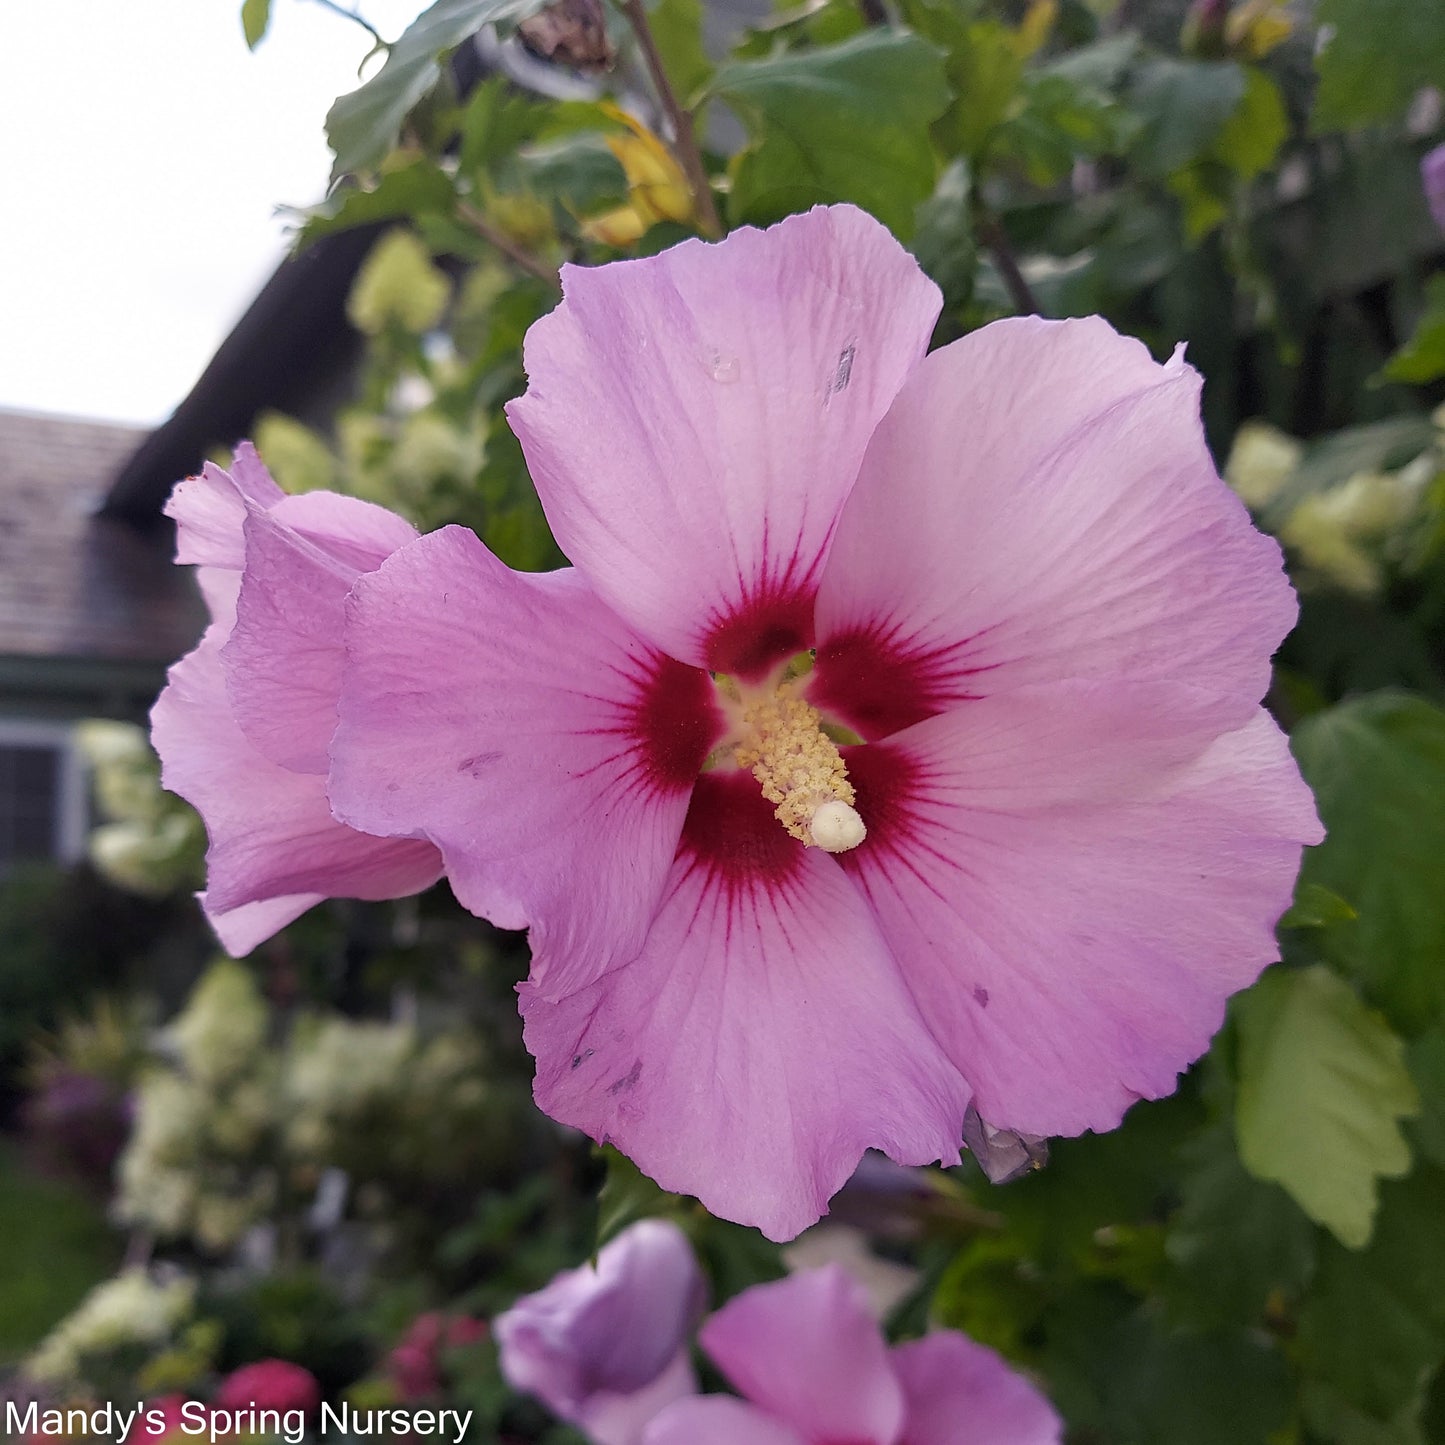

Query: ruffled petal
699;1266;904;1445
152;626;441;950
811;317;1296;739
521;771;969;1241
506;205;940;679
893;1334;1062;1445
642;1396;809;1445
165;447;283;570
330;526;722;999
836;687;1321;1137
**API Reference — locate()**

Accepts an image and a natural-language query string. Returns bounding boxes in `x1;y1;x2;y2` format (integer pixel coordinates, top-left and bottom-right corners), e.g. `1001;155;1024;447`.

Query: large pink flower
642;1265;1061;1445
327;205;1321;1239
152;446;441;953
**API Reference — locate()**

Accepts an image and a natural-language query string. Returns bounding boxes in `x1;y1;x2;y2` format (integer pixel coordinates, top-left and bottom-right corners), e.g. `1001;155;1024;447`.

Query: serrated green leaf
1235;965;1417;1248
706;29;951;238
1313;0;1445;131
1381;273;1445;386
1291;693;1445;1033
326;0;548;181
1297;1164;1445;1424
648;0;712;107
241;0;272;50
1127;57;1245;178
1166;1125;1316;1326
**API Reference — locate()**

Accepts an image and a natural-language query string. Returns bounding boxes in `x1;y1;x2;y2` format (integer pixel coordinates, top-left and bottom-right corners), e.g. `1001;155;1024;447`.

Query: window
0;721;86;872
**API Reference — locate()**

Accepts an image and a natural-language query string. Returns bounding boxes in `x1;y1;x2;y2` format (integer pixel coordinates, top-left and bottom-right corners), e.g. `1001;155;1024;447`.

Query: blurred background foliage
2;0;1444;1440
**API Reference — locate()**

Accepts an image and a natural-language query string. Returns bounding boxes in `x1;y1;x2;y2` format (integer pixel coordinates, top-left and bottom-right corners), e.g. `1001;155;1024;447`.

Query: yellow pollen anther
734;687;866;852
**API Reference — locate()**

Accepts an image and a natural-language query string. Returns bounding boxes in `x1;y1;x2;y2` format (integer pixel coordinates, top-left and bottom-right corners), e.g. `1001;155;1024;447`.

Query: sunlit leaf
1235;965;1418;1248
241;0;272;50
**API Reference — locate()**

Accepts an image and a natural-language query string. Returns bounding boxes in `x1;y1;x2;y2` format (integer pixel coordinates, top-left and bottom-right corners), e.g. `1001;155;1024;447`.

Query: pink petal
201;891;327;956
642;1396;810;1445
165;445;284;569
330;526;722;999
810;317;1296;739
699;1265;904;1445
506;205;941;680
893;1334;1061;1445
269;489;420;574
521;771;969;1241
222;510;368;774
152;625;441;950
837;688;1321;1136
579;1352;699;1445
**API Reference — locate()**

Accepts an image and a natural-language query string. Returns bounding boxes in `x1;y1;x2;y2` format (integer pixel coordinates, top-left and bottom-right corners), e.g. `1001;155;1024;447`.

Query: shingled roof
0;408;205;721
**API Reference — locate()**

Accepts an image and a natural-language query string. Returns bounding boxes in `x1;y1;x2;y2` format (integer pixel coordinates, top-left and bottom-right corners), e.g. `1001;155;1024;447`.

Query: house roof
0;408;205;721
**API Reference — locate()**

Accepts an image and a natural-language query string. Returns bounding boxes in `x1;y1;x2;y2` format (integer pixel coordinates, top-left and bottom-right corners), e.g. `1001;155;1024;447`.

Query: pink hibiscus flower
152;446;441;953
643;1265;1060;1445
320;204;1319;1239
495;1219;705;1445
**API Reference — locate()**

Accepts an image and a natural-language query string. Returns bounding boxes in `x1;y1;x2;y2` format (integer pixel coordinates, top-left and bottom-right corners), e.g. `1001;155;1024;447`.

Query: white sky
0;0;431;426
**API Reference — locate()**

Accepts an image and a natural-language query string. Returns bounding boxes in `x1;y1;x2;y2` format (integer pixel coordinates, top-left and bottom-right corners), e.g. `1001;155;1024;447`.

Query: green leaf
1405;1026;1445;1170
1313;0;1445;131
1291;693;1445;1032
1212;65;1286;180
594;1145;675;1248
1165;1125;1316;1326
1280;881;1359;931
648;0;712;107
1381;273;1445;386
707;29;951;238
325;0;548;181
294;159;457;248
1297;1164;1445;1425
910;159;976;311
1096;1313;1293;1445
1127;57;1245;178
241;0;272;50
1234;965;1418;1248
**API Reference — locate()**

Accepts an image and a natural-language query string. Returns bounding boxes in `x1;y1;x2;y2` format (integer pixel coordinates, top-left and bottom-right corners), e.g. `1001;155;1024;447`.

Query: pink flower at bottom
320;205;1320;1240
213;1359;322;1416
495;1220;705;1445
643;1265;1060;1445
152;446;441;953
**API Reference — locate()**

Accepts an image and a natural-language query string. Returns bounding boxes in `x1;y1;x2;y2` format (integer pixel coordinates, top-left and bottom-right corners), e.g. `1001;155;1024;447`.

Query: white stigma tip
809;800;867;853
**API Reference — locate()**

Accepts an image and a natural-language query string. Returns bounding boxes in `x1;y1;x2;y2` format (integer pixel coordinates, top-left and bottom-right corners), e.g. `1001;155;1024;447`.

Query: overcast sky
1;0;430;426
